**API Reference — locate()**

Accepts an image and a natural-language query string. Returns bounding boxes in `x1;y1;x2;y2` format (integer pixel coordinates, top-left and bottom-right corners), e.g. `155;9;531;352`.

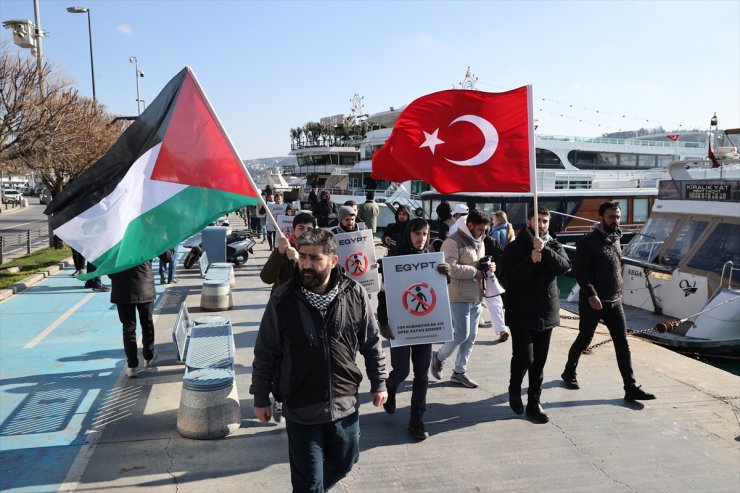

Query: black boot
561;370;579;389
624;384;656;402
526;398;549;423
383;389;396;414
509;392;524;415
408;420;429;440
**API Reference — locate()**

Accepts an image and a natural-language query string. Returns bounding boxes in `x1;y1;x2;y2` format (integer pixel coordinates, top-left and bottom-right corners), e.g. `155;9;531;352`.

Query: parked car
39;188;51;205
2;189;23;204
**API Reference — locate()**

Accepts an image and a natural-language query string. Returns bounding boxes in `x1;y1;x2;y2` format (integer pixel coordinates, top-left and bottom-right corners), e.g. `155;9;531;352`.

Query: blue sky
2;0;738;159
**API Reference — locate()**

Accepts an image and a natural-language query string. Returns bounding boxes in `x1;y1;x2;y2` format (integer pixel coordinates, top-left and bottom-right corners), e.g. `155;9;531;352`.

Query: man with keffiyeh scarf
250;228;387;492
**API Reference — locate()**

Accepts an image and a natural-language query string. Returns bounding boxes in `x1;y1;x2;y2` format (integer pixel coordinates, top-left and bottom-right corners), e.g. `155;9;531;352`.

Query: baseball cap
453;204;469;215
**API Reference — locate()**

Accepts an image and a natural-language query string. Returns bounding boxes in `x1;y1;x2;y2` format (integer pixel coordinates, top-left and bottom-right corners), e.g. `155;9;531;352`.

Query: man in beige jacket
430;209;492;388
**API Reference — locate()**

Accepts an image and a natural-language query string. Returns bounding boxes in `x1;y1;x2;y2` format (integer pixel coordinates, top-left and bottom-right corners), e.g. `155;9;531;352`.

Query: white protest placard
335;229;380;293
382;252;453;347
277;215;294;238
266;203;287;231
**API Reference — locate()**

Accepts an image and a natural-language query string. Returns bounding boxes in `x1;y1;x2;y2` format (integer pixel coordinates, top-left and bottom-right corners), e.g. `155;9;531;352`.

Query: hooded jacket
382;205;411;256
311;191;337;227
250;267;387;425
441;222;486;303
501;227;571;331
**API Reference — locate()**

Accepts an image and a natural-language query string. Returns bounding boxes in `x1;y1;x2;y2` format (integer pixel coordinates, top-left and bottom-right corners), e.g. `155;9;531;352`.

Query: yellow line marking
25;293;96;349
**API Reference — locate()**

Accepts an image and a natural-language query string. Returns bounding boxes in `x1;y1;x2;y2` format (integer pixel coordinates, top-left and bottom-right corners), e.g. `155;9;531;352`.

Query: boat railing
719;261;737;290
563;223;643;233
538;134;704;149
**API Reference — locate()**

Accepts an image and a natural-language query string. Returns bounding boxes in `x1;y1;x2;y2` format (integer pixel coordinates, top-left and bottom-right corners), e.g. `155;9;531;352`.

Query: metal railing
0;227;51;265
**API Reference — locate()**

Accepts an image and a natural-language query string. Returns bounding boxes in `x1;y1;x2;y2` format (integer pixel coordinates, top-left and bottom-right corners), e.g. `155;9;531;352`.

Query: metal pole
86;10;96;101
134;58;141;115
26;230;31;254
0;237;4;264
33;0;45;95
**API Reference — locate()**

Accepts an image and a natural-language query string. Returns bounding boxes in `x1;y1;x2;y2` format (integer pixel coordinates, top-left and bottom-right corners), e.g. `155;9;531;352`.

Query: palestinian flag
45;67;260;280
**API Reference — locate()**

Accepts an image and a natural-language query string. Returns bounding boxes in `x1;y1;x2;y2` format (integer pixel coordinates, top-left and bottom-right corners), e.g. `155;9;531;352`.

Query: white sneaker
145;350;158;368
125;367;138;378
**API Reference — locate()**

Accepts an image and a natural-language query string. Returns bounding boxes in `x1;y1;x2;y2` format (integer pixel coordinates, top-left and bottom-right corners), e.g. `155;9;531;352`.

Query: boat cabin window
633;199;649;222
622;216;678;262
661;220;708;266
687;223;740;283
535;148;564;169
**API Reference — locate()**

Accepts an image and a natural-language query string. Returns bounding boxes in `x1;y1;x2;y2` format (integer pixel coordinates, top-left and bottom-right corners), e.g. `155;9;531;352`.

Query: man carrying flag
45;67;262;280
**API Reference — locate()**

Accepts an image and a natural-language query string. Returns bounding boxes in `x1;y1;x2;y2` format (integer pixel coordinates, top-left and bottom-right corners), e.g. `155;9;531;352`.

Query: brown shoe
499;331;510;342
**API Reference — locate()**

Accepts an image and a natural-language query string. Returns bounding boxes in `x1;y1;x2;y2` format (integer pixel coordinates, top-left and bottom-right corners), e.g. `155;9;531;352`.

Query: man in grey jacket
430;209;492;388
250;229;387;492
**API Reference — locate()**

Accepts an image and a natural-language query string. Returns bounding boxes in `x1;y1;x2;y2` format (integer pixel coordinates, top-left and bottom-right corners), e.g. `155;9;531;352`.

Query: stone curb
0;256;73;302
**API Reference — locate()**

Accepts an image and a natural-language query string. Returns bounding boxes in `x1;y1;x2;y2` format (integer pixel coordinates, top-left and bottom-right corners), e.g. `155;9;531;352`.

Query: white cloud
116;24;133;35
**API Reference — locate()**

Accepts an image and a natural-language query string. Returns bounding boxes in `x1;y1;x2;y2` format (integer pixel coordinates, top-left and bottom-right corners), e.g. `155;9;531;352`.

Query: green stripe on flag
79;186;259;280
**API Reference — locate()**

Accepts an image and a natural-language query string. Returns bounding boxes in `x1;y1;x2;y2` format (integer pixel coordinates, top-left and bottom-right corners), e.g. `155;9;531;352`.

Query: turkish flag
372;87;532;194
666;134;680;141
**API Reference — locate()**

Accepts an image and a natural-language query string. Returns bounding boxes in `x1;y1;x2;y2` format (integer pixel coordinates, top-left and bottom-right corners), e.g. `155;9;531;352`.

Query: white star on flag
419;128;445;155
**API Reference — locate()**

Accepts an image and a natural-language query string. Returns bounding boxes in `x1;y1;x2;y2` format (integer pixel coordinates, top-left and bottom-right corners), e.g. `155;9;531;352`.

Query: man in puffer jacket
250;229;387;492
429;209;492;389
502;207;571;423
312;190;337;228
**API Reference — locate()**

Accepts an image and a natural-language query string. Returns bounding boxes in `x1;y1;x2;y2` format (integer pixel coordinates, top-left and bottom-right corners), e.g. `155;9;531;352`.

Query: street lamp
66;6;96;101
129;56;144;115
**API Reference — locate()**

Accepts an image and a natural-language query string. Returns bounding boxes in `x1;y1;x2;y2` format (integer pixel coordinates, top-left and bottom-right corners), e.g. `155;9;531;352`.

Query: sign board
382;252;454;347
685;184;731;200
276;215;294;238
266;203;287;231
335;229;380;293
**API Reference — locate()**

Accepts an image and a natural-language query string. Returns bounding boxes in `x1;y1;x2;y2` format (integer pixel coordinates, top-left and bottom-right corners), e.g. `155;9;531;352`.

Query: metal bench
173;302;240;439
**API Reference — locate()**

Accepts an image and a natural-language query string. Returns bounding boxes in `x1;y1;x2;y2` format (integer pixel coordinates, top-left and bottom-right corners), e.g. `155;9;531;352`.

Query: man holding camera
430;209;491;388
501;207;571;423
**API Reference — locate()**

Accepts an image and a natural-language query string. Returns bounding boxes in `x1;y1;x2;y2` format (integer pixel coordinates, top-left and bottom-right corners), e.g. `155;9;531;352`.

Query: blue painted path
0;261;169;493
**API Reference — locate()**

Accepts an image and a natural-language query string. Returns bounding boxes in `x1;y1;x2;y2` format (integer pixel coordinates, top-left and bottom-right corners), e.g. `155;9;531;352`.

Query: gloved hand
437;262;451;283
379;323;395;340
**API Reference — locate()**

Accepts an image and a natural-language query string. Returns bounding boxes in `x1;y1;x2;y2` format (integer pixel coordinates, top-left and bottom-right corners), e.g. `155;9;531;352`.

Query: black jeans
509;327;553;401
116;302;155;368
566;299;636;388
285;411;360;493
83;261;102;288
387;343;432;424
71;249;85;271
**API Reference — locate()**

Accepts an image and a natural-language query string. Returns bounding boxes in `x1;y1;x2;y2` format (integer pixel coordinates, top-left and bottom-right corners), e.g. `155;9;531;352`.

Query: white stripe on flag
55;143;187;261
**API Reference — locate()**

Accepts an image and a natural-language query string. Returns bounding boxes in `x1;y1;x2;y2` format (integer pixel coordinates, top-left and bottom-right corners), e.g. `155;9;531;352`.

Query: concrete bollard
177;368;240;440
200;279;232;311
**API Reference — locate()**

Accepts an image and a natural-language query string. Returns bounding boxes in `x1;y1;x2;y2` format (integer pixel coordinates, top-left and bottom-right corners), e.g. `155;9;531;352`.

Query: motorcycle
182;228;258;269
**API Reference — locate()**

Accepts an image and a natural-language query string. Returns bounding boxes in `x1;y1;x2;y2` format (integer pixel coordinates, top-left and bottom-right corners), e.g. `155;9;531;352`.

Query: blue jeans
158;255;176;283
285;412;360;493
437;301;482;374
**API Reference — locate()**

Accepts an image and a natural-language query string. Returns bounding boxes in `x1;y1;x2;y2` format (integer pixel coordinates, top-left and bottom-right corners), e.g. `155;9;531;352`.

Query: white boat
617;129;740;357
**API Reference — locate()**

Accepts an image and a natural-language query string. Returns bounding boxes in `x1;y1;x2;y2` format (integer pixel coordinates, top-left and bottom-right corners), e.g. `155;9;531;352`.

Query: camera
478;256;492;278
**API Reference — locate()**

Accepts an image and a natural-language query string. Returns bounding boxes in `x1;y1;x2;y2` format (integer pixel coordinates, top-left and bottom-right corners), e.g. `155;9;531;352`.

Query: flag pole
527;85;539;239
187;67;285;239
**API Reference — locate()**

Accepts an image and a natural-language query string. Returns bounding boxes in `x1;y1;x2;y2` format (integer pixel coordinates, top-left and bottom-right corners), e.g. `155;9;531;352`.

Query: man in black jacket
502;207;571;423
250;229;387;492
109;262;156;378
562;201;656;402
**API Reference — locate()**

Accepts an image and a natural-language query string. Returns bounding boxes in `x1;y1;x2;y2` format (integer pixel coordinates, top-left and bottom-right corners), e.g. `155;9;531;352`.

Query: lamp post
66;6;96;101
129;56;144;115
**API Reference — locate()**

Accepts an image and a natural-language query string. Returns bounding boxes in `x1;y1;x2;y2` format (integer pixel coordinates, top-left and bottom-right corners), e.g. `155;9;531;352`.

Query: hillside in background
243;156;296;185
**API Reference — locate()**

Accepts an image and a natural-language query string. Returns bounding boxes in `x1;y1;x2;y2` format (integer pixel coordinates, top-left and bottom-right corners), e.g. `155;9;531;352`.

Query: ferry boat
615;132;740;357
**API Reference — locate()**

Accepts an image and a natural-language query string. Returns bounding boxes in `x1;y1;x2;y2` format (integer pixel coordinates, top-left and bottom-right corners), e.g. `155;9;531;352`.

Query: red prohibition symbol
402;282;437;316
344;252;369;276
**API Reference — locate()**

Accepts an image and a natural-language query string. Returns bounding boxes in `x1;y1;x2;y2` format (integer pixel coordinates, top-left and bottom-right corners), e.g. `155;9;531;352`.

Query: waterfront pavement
1;228;739;492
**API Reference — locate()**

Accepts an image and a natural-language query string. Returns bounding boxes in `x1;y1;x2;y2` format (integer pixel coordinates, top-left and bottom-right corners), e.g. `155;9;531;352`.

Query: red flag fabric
708;134;719;168
666;134;680;141
372;87;532;194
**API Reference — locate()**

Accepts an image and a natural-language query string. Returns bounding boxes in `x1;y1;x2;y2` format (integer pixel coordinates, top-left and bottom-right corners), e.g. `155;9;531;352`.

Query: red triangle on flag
151;71;258;198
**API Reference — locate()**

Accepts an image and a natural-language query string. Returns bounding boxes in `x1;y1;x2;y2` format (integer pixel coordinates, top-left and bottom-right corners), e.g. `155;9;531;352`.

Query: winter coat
483;236;504;282
312;191;337;227
358;200;380;233
260;247;296;294
574;225;623;302
441;228;486;303
501;227;571;331
109;262;156;305
381;205;411;256
490;222;512;247
250;267;387;425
